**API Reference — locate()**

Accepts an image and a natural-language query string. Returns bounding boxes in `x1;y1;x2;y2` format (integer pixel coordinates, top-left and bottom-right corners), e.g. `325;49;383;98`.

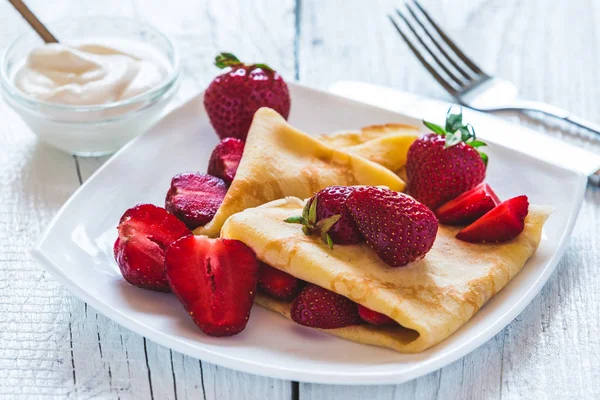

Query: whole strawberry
290;284;363;329
406;108;487;210
285;186;363;246
204;52;291;141
346;186;438;267
258;262;304;300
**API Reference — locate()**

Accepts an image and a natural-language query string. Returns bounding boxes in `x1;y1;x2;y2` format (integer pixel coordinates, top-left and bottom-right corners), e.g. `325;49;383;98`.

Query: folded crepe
221;197;552;353
195;108;410;237
319;124;419;172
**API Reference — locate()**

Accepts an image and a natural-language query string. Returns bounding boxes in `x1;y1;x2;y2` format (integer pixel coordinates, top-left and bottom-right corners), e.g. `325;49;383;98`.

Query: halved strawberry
165;172;228;230
456;195;529;243
258;263;304;300
290;284;363;329
207;138;245;184
114;204;190;292
165;235;259;337
436;183;500;225
357;305;397;326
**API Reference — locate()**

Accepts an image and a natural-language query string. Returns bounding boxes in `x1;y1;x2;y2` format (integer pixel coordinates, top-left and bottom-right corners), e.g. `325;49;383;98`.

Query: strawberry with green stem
204;52;291;141
407;107;488;210
284;186;363;248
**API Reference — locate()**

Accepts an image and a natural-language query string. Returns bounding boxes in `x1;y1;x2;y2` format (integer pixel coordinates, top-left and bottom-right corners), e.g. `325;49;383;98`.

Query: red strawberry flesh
346;186;438;267
357;305;397;326
312;186;363;244
114;204;190;292
165;235;259;337
258;262;304;300
204;53;291;141
165;172;228;230
290;284;363;329
456;195;529;243
207;138;245;184
407;133;486;209
436;183;500;225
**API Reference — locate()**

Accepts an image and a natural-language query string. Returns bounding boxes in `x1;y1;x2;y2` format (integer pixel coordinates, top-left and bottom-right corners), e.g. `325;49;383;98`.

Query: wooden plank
297;0;600;399
72;0;297;399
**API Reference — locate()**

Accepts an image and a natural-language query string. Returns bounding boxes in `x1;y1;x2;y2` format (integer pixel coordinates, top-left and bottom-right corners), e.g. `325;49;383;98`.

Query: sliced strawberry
165;235;259;337
207;138;245;184
456;195;529;243
357;305;397;326
114;204;190;292
165;172;228;230
290;284;363;329
436;183;501;225
258;263;304;300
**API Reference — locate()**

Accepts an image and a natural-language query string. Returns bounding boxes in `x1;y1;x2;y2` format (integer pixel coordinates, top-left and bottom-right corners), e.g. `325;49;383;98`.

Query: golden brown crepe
319;124;419;172
194;108;407;237
221;197;552;353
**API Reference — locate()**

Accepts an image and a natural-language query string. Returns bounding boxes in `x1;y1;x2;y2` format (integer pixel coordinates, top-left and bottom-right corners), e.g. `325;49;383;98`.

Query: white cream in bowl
13;39;169;107
1;28;180;156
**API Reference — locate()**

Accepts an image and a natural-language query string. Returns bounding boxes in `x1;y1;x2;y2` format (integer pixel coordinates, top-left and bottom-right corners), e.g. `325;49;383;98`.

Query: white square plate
33;83;586;385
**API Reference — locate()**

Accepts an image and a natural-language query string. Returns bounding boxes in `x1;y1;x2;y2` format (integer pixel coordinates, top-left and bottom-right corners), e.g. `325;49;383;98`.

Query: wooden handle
8;0;58;43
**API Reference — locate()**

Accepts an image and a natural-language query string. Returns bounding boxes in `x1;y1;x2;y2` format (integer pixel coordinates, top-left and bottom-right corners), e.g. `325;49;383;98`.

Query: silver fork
389;1;600;136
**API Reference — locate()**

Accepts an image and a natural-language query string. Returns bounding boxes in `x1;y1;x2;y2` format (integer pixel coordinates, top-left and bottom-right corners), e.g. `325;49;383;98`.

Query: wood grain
1;0;600;398
297;0;600;399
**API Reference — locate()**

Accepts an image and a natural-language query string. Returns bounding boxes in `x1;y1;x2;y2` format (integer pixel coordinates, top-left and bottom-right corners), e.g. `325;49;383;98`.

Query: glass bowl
0;16;181;156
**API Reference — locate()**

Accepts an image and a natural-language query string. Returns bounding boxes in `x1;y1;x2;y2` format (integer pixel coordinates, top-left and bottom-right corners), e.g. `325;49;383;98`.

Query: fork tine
388;15;458;96
412;0;485;76
394;8;465;87
404;2;474;81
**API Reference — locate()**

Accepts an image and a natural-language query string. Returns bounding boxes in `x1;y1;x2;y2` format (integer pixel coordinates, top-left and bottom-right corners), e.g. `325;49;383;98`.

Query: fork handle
501;100;600;135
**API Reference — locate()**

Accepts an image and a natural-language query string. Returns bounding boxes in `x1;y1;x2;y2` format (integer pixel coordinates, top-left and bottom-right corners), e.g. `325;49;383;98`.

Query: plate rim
32;81;588;385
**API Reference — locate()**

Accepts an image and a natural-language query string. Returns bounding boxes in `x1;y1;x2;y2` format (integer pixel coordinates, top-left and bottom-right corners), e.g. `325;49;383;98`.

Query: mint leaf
423;120;447;136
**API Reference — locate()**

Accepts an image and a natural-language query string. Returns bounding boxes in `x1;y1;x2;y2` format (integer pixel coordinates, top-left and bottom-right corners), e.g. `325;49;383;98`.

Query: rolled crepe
222;197;551;353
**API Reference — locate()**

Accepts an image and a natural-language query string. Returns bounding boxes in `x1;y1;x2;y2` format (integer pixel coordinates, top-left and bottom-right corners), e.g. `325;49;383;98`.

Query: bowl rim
0;15;181;113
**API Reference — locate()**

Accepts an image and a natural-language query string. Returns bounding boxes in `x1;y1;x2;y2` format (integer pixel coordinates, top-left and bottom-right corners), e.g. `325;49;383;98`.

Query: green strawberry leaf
423;120;447;136
480;152;489;166
251;63;274;72
308;197;318;225
315;214;341;235
469;140;487;148
302;225;312;235
325;233;334;249
445;108;463;132
215;52;243;69
444;131;462;148
284;216;305;224
301;200;311;222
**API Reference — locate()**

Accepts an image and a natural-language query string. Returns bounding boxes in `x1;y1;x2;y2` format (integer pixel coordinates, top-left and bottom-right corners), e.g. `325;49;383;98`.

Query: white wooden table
1;0;600;398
